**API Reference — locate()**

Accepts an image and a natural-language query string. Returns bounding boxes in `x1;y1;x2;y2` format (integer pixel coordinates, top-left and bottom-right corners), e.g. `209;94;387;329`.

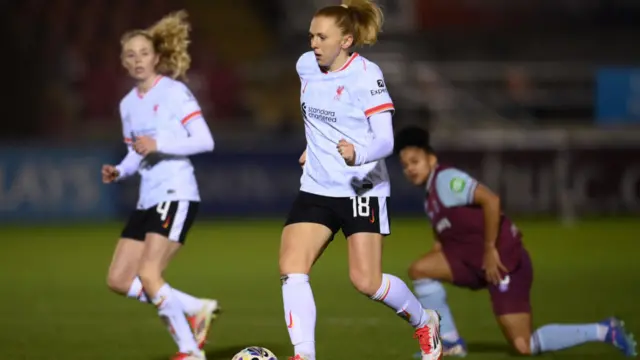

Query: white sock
126;277;203;315
282;274;316;359
173;289;204;316
371;274;430;328
126;277;149;303
153;283;200;354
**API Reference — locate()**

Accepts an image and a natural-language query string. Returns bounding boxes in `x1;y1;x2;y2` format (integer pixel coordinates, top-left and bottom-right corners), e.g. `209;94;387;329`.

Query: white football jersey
297;51;395;197
120;76;202;209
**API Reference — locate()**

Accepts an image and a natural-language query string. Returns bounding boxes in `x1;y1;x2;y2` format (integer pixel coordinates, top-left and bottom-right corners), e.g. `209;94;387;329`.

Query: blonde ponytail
316;0;384;47
121;10;192;80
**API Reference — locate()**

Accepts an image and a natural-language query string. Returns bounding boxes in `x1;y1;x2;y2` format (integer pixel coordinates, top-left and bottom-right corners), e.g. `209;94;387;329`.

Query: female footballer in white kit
279;1;443;359
101;11;218;360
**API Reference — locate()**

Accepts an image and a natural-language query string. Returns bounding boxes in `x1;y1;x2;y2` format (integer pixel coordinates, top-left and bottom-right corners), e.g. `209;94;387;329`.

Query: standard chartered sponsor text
309;107;336;122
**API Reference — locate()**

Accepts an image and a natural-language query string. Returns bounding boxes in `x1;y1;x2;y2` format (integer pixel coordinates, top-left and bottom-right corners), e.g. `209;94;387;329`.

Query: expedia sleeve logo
370;78;388;96
301;102;337;123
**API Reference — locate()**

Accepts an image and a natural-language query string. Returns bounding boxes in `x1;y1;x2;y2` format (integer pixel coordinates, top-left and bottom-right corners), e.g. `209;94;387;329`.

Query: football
232;346;277;360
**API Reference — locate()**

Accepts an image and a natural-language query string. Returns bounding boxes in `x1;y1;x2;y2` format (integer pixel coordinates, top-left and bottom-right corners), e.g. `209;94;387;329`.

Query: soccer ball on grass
232;346;277;360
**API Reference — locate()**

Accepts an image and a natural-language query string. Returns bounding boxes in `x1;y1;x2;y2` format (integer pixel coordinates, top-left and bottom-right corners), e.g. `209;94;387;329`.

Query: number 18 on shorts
285;191;391;238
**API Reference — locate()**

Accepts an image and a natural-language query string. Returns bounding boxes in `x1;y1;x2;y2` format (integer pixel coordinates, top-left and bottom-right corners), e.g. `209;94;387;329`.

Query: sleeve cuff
364;103;395;118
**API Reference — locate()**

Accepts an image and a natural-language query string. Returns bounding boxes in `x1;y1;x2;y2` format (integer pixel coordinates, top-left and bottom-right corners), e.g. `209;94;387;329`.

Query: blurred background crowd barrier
1;0;639;224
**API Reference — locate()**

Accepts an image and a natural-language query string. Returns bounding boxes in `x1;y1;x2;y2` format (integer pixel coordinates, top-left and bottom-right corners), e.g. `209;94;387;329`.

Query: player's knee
511;337;532;356
106;272;132;294
408;260;428;280
106;265;136;294
349;268;382;296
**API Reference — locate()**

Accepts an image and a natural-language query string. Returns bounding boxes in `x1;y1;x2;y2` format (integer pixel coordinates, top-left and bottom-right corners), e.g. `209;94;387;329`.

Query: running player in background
280;1;442;360
393;126;637;358
101;11;218;360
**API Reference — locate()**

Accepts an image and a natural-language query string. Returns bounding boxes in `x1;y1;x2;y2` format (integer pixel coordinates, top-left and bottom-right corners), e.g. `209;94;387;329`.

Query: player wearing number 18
280;1;442;360
100;11;219;360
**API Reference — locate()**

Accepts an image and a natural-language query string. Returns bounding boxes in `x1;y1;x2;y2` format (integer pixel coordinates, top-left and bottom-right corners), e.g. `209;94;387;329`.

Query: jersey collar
136;75;164;98
322;52;359;74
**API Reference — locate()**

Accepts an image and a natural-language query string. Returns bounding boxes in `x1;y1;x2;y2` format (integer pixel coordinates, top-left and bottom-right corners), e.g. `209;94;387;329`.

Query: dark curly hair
393;126;434;155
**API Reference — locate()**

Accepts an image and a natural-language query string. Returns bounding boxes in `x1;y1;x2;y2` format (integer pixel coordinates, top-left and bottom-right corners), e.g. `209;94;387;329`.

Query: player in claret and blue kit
393;126;637;358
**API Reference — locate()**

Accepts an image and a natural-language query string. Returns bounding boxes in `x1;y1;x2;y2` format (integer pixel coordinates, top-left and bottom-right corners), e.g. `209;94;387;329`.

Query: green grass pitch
0;218;637;360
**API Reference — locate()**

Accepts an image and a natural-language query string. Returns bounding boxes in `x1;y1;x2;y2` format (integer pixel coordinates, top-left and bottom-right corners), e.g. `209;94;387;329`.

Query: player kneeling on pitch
393;126;637;358
101;10;219;360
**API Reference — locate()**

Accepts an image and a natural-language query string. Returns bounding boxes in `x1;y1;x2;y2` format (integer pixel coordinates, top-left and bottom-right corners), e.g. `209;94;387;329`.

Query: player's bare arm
473;183;508;284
